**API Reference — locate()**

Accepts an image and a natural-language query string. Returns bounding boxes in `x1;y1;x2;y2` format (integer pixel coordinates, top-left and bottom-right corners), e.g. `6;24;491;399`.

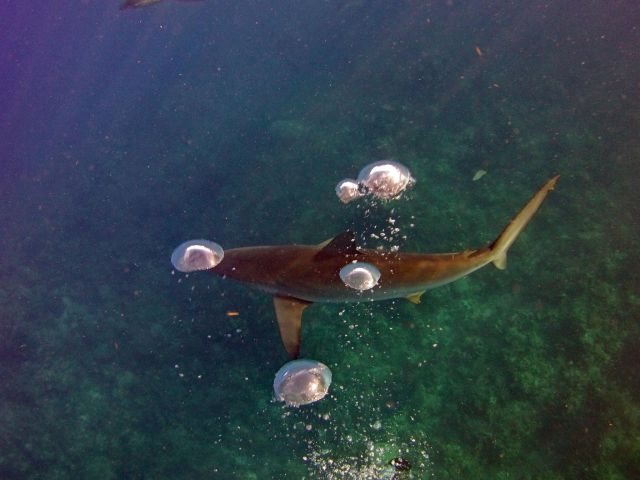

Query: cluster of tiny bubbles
231;164;421;477
339;262;381;291
340;163;417;253
335;160;415;204
265;315;433;478
295;368;432;479
170;239;224;272
303;443;429;479
172;362;204;381
278;161;425;476
349;205;416;260
273;359;333;407
282;306;429;477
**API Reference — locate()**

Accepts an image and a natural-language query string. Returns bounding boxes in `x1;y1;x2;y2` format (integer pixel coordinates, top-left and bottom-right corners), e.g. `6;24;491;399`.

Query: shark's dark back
210;242;493;303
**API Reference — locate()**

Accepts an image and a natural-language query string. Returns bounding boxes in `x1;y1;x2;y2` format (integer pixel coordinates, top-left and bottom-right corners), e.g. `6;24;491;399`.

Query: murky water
1;1;639;478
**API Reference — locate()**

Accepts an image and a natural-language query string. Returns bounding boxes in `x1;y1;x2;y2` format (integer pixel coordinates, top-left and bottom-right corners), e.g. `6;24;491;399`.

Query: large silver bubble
335;178;363;204
273;359;332;407
356;160;415;200
171;239;224;272
339;261;381;291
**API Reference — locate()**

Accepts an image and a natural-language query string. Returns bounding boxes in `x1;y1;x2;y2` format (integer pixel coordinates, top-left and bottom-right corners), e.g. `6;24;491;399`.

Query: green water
1;1;639;478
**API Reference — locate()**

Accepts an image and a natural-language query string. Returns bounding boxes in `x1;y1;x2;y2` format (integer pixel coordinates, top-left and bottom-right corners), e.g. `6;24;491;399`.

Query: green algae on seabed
1;1;640;479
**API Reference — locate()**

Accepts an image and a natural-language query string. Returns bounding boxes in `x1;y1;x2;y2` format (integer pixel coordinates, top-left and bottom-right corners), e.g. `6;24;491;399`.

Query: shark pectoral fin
273;296;312;359
406;291;425;304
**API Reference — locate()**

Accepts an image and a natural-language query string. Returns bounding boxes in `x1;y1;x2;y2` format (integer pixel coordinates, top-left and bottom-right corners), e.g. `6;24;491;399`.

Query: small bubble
335;178;363;204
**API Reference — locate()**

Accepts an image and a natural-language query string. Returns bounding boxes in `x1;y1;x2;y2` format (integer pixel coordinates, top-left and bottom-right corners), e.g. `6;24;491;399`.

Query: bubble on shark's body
273;359;332;407
340;262;381;291
171;239;224;272
335;178;364;204
357;160;415;200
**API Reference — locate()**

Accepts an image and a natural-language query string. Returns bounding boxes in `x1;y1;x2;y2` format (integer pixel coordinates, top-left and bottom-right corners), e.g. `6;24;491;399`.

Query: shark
209;175;559;358
120;0;202;10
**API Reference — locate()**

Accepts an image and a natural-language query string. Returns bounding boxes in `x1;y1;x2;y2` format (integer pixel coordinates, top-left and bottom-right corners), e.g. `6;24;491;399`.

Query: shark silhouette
120;0;202;10
210;176;559;358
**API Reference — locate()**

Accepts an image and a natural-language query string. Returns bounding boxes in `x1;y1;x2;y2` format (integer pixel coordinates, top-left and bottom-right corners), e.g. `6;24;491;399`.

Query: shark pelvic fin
273;296;312;359
406;291;425;304
314;230;358;261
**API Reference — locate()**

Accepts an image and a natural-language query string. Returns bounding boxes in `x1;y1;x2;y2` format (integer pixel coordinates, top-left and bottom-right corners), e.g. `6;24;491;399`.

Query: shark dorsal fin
273;296;312;359
314;231;358;261
317;237;334;249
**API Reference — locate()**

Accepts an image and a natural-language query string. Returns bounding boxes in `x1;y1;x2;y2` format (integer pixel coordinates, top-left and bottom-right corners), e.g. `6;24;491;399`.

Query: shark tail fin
493;251;508;270
490;175;559;269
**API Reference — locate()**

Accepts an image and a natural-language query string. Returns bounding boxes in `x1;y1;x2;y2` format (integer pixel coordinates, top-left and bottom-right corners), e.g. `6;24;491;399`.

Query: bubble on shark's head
357;160;415;200
273;359;332;407
339;261;381;291
171;240;224;272
335;178;363;204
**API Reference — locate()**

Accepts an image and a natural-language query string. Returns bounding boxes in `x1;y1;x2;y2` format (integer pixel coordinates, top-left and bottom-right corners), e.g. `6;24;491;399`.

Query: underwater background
1;1;639;478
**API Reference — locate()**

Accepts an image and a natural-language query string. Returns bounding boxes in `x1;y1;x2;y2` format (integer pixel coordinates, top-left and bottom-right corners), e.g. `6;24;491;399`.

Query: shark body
210;176;559;358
